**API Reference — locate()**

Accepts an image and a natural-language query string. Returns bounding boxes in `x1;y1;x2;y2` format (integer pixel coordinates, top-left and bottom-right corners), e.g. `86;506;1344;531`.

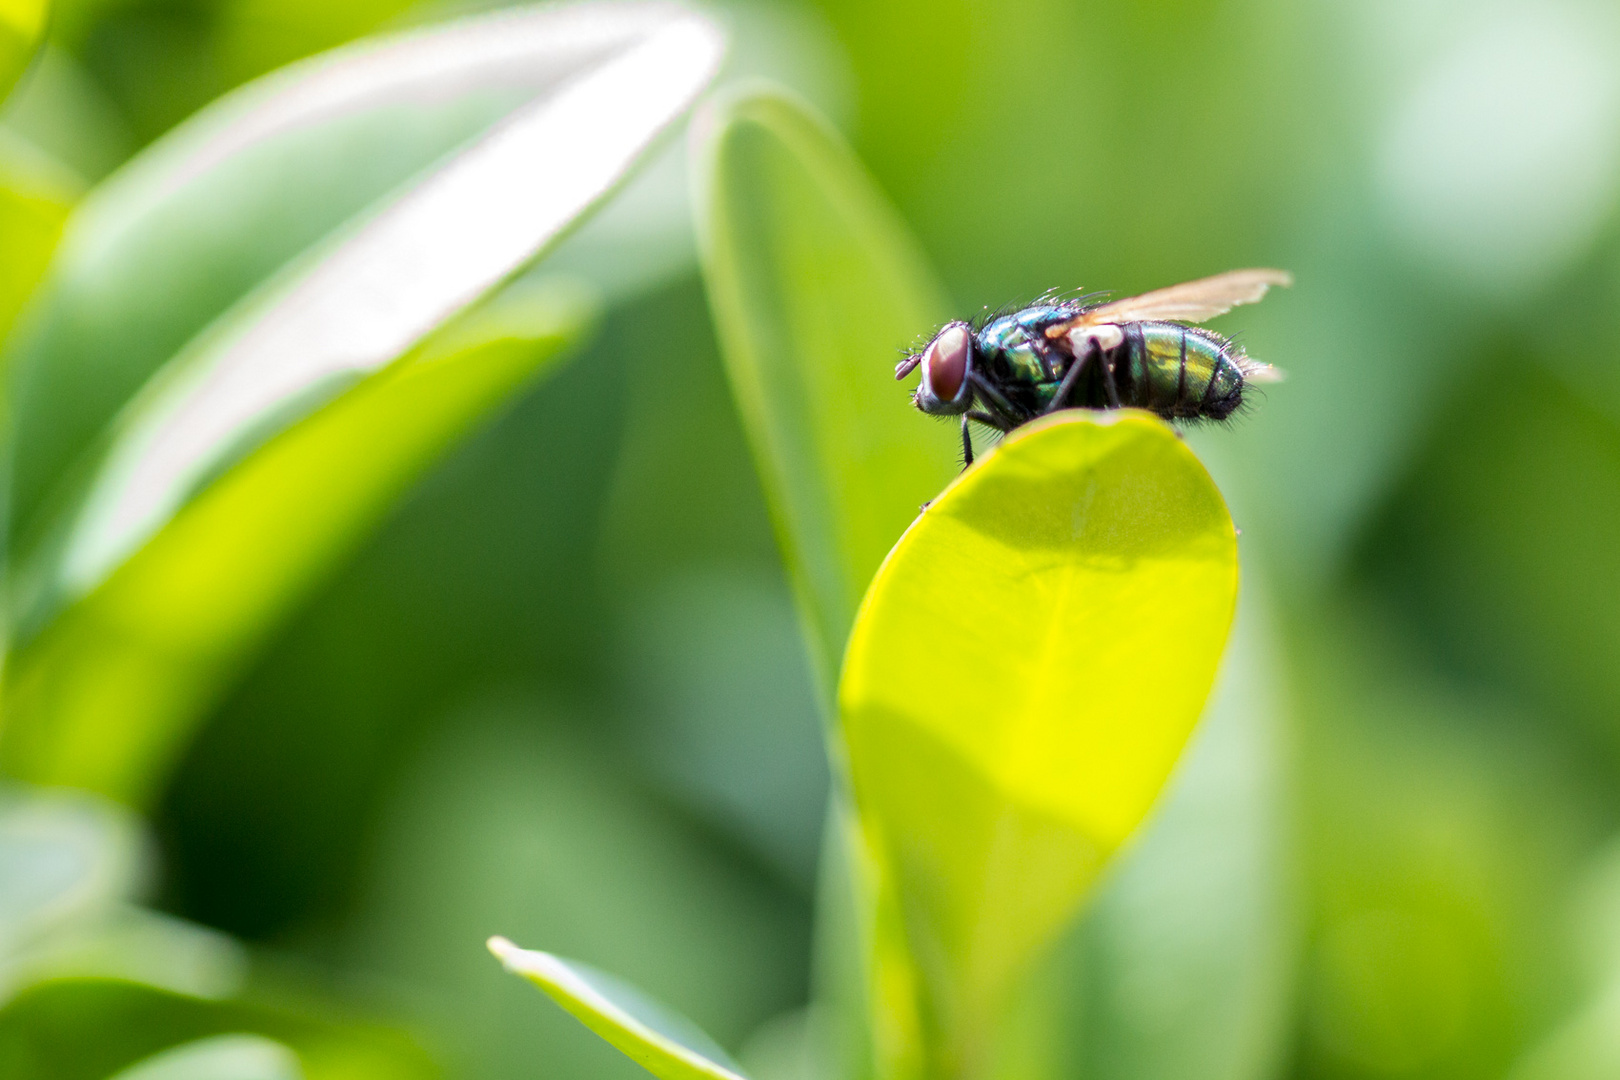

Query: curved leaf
489;936;748;1080
693;84;955;1080
0;6;726;803
839;410;1238;1074
0;0;46;103
693;84;958;699
0;279;593;801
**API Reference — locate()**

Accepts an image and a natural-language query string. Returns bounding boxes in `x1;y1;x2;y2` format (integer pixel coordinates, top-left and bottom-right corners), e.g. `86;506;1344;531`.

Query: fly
895;268;1291;465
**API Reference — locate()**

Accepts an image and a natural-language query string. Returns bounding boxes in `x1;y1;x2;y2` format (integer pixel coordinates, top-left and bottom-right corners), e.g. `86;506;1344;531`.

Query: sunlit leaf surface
490;937;749;1080
0;6;725;804
694;86;958;698
695;84;956;1080
839;410;1238;1076
0;0;46;103
0;136;75;348
1063;605;1296;1080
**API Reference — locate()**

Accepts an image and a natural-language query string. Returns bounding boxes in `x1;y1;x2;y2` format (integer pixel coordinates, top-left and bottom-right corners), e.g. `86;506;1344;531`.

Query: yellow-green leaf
489;937;748;1080
0;135;76;347
839;410;1238;1076
693;84;956;1080
0;6;724;805
0;0;46;103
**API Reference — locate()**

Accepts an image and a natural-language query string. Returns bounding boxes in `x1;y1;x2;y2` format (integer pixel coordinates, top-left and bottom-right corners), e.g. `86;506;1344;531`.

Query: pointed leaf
694;85;958;699
839;410;1238;1071
489;937;748;1080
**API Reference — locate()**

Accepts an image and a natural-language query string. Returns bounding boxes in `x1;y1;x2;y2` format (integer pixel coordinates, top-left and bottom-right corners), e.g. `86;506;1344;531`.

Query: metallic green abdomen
1120;323;1243;419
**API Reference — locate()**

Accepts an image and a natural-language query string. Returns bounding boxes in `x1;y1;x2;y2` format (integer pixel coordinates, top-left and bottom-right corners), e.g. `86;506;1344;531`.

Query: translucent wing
1044;268;1292;339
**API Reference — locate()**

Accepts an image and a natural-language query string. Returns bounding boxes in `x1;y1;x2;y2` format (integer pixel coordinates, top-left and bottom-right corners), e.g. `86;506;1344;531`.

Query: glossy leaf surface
490;937;749;1080
839;410;1238;1074
694;85;958;698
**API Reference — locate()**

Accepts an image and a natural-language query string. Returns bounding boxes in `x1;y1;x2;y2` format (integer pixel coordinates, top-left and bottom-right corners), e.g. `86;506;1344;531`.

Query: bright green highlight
839;410;1238;1076
695;85;960;698
489;937;749;1080
0;138;75;348
0;0;45;102
0;279;594;804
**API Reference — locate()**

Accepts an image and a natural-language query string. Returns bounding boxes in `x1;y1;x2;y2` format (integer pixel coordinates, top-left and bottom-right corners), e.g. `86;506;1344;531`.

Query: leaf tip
487;935;521;967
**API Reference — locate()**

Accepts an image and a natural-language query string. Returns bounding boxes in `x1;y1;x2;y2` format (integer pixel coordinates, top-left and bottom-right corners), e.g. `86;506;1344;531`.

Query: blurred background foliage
2;0;1619;1079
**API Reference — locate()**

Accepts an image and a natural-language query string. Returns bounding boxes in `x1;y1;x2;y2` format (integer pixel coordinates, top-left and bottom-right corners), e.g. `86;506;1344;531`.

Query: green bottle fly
895;268;1290;465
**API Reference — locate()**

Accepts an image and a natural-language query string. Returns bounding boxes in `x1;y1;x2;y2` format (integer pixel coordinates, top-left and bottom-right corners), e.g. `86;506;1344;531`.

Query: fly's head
896;321;974;415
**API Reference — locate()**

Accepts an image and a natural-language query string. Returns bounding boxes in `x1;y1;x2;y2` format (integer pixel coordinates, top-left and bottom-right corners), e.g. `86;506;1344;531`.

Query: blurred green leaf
0;787;145;954
1506;834;1620;1080
8;5;724;585
345;701;807;1080
0;279;594;802
0;975;437;1080
839;411;1238;1077
0;136;76;349
1289;602;1604;1080
0;6;728;805
0;0;45;103
693;83;958;698
109;1034;302;1080
1505;986;1620;1080
0;787;427;1080
491;938;749;1080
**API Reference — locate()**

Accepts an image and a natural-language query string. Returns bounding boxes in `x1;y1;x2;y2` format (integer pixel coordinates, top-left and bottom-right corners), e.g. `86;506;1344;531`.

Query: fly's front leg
959;410;1007;468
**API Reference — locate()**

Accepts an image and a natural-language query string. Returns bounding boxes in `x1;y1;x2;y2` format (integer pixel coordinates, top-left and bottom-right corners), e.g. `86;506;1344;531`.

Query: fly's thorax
1124;322;1245;419
976;308;1067;388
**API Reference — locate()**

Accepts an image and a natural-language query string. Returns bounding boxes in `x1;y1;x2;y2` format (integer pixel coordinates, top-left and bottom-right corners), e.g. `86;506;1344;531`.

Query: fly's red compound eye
924;324;970;403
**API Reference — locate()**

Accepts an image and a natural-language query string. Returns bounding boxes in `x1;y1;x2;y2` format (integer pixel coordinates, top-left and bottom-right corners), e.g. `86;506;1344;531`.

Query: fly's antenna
896;354;923;379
